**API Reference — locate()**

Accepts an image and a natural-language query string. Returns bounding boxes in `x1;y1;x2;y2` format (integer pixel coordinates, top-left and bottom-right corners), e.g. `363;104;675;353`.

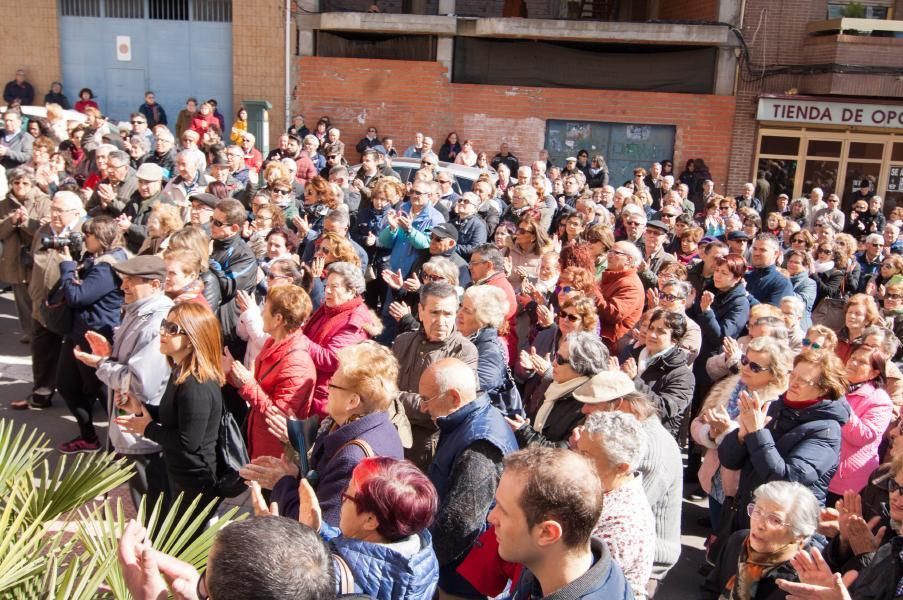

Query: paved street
0;289;708;598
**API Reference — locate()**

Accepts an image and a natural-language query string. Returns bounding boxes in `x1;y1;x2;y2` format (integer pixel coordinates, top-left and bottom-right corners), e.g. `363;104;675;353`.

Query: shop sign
889;166;903;193
758;98;903;129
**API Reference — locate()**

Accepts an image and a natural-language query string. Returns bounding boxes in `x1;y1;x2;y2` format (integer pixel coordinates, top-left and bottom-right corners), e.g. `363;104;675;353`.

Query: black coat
702;530;801;600
631;345;694;439
514;390;584;449
687;282;750;387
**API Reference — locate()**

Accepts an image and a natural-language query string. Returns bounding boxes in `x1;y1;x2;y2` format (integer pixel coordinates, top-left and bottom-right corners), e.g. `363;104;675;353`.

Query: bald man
419;358;518;599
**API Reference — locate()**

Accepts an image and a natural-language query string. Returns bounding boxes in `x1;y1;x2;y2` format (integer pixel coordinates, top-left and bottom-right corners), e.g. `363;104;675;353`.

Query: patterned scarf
720;537;799;600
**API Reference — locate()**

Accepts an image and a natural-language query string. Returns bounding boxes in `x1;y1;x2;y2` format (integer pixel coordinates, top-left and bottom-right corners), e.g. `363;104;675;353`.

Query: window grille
60;0;101;17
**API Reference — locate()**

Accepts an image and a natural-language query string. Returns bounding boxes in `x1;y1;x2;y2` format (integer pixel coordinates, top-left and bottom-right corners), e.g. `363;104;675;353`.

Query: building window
193;0;232;22
104;0;144;18
60;0;101;17
149;0;189;20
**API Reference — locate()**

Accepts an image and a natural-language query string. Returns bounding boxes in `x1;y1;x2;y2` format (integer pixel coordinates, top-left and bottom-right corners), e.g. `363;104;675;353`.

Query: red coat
238;328;316;460
295;151;318;185
595;268;644;352
189;113;220;136
244;148;263;172
302;297;376;416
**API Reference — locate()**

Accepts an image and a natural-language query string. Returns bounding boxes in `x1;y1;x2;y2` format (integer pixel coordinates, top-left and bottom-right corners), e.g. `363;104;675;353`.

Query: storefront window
757;158;797;208
802;160;838;196
760;136;800;156
849;142;884;160
893;143;903;162
807;140;843;158
843;162;881;209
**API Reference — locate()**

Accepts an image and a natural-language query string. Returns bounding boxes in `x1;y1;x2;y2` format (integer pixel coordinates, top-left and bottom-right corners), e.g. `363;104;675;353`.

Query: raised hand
297;478;322;532
621;356;638;379
235;289;252;313
402;271;422;292
248;480;279;517
536;304;555;328
388;301;411;322
700;290;715;312
382;268;404;290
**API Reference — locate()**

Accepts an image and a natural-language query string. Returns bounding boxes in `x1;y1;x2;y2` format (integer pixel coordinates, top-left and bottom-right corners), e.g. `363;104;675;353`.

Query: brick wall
0;0;61;106
293;56;736;184
657;0;717;21
233;0;286;146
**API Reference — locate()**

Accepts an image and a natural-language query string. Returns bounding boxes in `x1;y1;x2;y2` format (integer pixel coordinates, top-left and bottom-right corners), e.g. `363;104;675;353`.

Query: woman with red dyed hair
282;457;439;600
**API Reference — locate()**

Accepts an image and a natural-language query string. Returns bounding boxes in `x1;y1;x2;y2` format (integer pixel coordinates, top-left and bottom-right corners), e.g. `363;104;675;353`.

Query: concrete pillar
298;0;320;11
718;0;741;26
438;0;455;15
437;37;454;81
714;46;737;96
298;29;315;56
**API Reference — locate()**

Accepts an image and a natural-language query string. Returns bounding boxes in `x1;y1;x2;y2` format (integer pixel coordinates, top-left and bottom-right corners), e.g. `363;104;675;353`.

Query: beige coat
28;218;84;323
0;190;50;284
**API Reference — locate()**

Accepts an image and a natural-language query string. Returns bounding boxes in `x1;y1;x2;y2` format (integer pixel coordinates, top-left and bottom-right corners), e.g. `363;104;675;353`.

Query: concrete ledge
302;12;458;35
456;17;735;45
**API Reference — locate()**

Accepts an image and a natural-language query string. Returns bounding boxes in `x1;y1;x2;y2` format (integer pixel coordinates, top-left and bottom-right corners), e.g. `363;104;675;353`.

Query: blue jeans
708;495;723;531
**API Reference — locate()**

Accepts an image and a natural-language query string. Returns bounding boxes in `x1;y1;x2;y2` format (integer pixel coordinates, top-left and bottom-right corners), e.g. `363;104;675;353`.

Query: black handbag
39;279;74;336
214;408;251;498
488;366;525;418
705;495;739;567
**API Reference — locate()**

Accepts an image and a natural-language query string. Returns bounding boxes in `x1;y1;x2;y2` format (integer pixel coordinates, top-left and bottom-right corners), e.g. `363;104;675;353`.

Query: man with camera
12;191;86;410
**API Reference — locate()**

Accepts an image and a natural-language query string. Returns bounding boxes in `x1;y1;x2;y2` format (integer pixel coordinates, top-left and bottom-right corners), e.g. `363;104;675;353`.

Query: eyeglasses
659;292;686;302
870;243;885;248
328;382;353;393
211;218;226;228
558;312;580;323
885;293;903;301
411;190;430;197
740;354;768;373
341;492;360;505
626;221;643;227
159;319;185;337
517;228;534;234
273;189;291;195
554;353;571;365
468;259;489;267
791;372;821;387
456;198;473;205
556;285;573;294
886;478;903;495
802;338;824;350
747;504;789;529
130;120;145;125
422;273;444;283
607;249;630;257
267;272;290;281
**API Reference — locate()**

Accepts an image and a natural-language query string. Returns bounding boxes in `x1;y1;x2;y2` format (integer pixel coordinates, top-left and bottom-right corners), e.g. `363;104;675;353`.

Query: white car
349;157;497;195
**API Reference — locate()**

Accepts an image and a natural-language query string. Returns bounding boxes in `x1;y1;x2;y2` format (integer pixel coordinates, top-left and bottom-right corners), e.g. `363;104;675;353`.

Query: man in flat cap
639;219;676;289
120;162;166;254
73;254;173;508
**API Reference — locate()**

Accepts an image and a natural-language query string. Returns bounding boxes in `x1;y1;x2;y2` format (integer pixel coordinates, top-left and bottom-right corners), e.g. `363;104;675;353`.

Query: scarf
167;279;205;305
533;376;590;433
303;296;365;344
720;537;800;600
813;260;834;274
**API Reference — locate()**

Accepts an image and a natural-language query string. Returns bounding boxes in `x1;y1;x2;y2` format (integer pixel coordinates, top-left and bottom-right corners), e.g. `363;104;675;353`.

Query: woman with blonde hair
167;225;221;311
138;202;183;255
836;293;885;361
691;336;795;528
162;247;209;307
116;302;225;515
507;215;552;292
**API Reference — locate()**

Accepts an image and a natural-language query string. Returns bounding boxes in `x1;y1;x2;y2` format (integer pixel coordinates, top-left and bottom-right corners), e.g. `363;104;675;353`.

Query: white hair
583;411;648;472
780;295;804;318
613;241;643;268
810;187;824;200
52;190;87;215
615;186;633;200
462;285;509;330
866;233;884;246
753;481;820;539
517;166;532;179
303;134;319;149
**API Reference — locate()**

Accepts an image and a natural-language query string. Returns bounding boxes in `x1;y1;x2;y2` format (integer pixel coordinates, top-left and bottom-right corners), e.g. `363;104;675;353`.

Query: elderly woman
509;331;609;448
785;250;817;330
719;349;850;531
517;294;599;413
223;285;316;461
704;481;820;600
836;293;885;362
692;337;795;529
247;341;405;526
138;202;183;255
0;168;50;341
705;301;788;386
309;231;363;309
268;457;439;600
302;262;382;417
648;279;700;364
826;345;893;507
619;309;694;439
788;197;810;228
578;411;655;599
456;285;519;416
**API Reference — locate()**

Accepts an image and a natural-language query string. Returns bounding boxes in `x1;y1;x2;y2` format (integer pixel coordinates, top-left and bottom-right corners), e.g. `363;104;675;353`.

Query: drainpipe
285;0;291;131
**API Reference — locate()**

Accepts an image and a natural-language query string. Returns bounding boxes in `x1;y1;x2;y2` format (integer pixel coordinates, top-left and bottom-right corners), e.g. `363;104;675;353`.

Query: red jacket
595;268;644;351
238;328;316;459
244;148;263;173
302;297;377;416
189;113;220;136
295;151;318;185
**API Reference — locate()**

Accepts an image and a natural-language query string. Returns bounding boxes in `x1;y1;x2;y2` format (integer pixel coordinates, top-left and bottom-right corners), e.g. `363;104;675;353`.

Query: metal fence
60;0;231;21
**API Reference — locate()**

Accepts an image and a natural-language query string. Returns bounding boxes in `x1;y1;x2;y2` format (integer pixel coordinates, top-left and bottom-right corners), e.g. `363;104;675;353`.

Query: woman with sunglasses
116;302;224;515
719;349;850;532
692;337;795;529
826;345;893;509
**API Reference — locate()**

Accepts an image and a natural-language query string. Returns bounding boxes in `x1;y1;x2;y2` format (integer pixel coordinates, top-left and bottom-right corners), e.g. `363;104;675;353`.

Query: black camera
41;232;84;255
304;203;329;220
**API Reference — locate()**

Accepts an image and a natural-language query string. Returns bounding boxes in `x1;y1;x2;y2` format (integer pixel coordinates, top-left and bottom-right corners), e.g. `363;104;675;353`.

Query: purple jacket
272;410;403;526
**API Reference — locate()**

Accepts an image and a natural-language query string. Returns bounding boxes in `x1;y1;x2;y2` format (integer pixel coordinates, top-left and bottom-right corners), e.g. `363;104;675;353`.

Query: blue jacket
452;214;488;261
58;248;127;345
430;396;517;597
272;411;404;526
688;282;750;386
323;523;439;600
378;203;445;277
790;272;817;330
471;327;507;397
718;396;850;529
509;537;634;600
745;264;795;307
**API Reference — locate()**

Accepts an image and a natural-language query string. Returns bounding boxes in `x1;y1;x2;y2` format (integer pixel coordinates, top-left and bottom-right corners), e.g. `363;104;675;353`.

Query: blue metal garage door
59;0;232;129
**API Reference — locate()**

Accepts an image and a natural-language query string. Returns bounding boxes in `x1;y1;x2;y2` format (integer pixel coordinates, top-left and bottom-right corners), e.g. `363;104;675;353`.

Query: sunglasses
554;353;571;365
885;293;903;301
659;292;685;302
211;218;226;227
802;338;823;350
422;273;444;283
556;285;573;294
558;312;580;323
130;120;145;125
159;319;185;337
740;354;768;373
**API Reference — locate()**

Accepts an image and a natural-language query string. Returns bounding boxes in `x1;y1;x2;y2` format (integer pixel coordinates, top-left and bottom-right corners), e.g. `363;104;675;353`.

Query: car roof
350;156;498;184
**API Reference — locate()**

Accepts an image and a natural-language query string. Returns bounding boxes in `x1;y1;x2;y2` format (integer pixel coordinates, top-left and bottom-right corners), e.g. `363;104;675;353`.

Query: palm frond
0;420;48;498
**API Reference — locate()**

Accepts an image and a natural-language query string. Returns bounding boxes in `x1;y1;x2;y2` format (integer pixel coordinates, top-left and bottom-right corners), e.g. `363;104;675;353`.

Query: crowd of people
2;74;903;600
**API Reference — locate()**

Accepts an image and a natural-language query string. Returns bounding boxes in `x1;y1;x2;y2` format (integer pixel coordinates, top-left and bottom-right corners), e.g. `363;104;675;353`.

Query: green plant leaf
0;420;48;498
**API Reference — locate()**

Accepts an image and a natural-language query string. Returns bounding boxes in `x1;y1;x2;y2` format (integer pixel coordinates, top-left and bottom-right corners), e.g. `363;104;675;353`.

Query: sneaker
10;394;51;410
57;437;101;454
